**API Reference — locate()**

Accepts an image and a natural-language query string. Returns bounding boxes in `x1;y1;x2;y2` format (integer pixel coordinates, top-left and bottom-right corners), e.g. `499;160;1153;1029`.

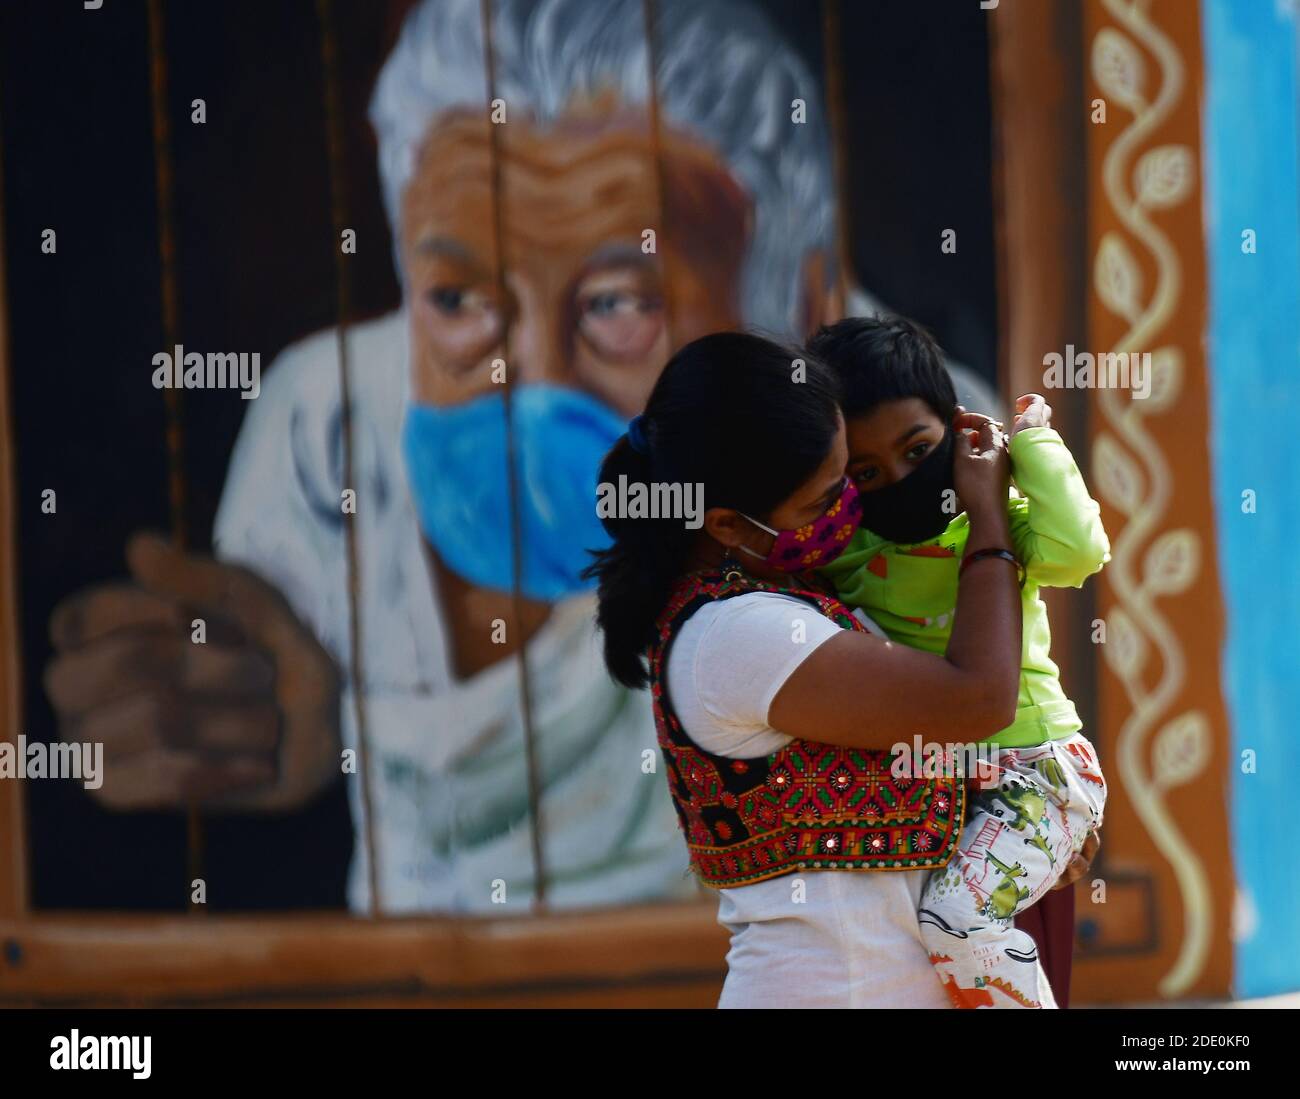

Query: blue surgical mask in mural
401;384;626;601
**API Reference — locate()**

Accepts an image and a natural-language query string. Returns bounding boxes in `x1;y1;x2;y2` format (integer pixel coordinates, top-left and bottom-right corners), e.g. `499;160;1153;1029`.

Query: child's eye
905;442;931;462
852;467;878;488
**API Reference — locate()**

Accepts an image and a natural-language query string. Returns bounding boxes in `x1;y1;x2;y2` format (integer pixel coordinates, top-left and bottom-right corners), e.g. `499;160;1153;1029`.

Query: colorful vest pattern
649;568;965;889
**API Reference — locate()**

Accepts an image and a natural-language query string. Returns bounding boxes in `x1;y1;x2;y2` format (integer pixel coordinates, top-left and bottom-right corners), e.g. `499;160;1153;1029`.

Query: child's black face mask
855;429;956;544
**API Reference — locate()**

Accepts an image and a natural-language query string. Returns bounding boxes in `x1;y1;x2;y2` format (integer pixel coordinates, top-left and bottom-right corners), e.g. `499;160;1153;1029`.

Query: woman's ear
704;507;763;554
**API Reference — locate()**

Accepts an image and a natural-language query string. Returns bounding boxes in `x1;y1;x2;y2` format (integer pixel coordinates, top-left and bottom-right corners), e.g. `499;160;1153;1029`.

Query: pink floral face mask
738;477;862;572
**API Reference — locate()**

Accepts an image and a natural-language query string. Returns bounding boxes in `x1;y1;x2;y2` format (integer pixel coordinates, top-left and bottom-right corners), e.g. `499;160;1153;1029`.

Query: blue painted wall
1201;0;1300;998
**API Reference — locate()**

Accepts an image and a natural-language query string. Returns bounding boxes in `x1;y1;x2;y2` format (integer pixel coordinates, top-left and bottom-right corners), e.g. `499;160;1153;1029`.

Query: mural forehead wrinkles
372;0;835;339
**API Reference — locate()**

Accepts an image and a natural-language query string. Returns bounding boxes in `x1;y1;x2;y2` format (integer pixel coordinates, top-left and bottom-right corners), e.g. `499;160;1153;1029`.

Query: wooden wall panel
990;0;1234;1003
0;902;728;1007
1077;0;1234;1001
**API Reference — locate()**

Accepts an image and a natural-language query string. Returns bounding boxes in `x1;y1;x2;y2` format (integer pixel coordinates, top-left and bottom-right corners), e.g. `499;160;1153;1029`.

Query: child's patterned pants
918;731;1107;1008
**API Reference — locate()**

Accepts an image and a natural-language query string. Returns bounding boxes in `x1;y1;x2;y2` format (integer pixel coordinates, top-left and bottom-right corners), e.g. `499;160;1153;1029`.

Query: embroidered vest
649;568;964;889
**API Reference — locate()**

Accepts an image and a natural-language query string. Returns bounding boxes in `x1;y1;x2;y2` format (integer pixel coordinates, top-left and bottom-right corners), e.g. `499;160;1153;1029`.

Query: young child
810;314;1109;1009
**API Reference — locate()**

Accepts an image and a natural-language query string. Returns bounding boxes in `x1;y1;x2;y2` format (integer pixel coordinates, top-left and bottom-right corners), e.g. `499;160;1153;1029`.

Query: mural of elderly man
45;0;999;915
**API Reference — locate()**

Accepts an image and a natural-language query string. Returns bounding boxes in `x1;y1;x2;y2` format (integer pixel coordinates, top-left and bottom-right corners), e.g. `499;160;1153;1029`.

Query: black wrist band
960;547;1025;587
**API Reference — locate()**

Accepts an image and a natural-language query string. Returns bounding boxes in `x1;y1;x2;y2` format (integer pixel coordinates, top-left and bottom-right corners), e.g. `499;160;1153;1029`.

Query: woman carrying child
586;331;1037;1008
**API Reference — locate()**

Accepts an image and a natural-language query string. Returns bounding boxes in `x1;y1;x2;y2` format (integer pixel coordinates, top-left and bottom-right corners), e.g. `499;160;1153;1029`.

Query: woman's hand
1051;829;1101;890
951;408;1011;519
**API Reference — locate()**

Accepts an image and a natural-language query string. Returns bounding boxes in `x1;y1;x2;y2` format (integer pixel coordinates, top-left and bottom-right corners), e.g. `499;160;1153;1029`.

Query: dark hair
584;331;842;689
807;314;957;424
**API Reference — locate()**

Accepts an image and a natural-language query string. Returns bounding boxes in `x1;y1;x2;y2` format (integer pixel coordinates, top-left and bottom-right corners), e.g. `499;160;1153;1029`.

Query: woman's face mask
737;477;862;572
401;384;626;601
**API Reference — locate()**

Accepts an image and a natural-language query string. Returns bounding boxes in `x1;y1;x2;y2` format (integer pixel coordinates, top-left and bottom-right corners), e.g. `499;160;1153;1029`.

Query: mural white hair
368;0;837;339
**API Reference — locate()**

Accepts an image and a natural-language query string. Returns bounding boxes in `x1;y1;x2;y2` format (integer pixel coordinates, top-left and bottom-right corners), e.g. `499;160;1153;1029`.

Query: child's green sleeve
1006;426;1110;588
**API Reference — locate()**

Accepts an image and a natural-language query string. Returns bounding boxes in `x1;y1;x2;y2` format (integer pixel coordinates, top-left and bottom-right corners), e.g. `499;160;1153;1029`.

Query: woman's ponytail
583;433;695;688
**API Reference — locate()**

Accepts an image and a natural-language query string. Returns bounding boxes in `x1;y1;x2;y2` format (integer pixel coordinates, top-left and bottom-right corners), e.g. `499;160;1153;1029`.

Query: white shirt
213;311;697;915
666;593;839;758
665;591;951;1008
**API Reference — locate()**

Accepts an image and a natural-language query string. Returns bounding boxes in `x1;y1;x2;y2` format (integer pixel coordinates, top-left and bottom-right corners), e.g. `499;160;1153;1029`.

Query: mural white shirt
213;310;699;914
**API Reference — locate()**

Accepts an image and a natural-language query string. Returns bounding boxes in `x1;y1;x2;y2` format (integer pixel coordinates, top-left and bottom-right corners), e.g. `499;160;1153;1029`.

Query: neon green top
818;427;1110;749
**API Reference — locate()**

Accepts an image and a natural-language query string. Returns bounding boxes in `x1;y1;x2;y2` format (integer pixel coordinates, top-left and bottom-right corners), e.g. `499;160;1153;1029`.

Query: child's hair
808;314;957;424
583;330;842;689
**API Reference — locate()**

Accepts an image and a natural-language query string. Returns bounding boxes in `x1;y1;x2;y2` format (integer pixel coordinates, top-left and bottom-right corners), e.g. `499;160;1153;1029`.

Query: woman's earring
720;552;744;584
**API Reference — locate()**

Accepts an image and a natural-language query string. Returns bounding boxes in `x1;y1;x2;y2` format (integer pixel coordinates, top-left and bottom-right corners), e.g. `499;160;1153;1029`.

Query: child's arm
1005;396;1110;588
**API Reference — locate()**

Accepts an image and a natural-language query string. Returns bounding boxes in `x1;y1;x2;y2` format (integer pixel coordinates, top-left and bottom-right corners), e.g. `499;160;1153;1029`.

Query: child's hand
1010;393;1052;436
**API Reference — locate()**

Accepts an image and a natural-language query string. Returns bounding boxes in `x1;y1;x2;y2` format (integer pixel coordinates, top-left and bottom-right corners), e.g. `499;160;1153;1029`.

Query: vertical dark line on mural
317;0;381;917
0;87;32;919
821;0;854;300
146;0;204;914
641;0;676;349
480;0;548;910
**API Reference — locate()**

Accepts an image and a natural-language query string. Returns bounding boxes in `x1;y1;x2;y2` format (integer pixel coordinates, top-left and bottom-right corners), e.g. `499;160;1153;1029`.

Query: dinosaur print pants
918;732;1107;1008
